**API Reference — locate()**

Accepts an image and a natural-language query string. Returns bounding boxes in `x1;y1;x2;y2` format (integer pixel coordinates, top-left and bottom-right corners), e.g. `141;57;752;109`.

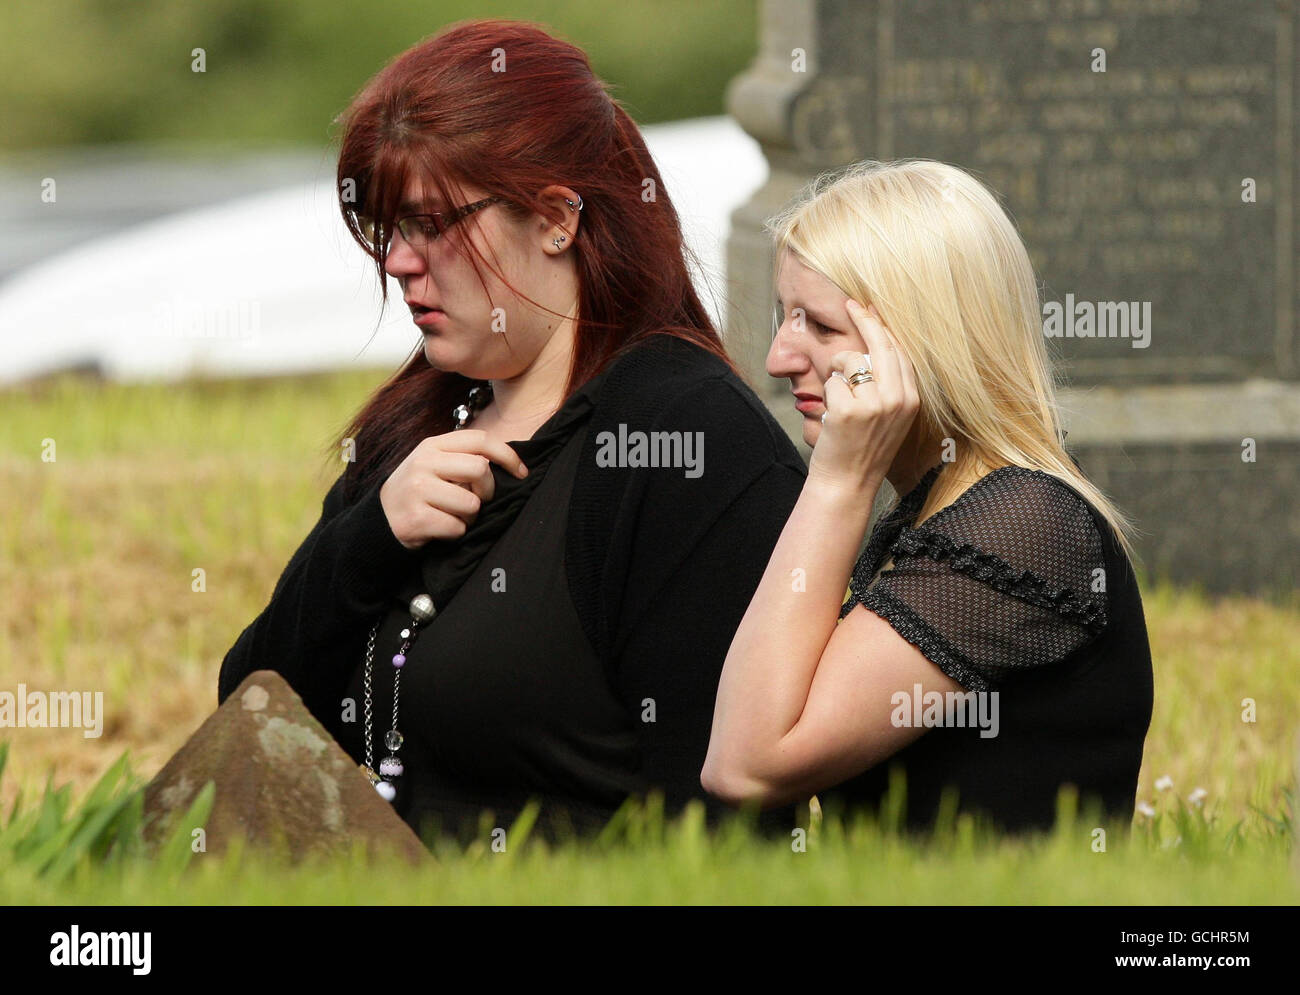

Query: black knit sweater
218;334;809;844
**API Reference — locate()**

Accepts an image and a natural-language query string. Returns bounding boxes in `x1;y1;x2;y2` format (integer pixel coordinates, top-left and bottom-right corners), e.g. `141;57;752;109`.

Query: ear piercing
555;194;582;248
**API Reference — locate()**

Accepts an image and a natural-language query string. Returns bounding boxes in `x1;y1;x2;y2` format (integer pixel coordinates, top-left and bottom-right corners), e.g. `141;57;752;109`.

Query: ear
535;184;582;256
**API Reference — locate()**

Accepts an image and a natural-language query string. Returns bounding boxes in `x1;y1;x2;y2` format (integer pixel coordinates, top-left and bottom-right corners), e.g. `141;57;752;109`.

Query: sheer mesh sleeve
838;467;1110;692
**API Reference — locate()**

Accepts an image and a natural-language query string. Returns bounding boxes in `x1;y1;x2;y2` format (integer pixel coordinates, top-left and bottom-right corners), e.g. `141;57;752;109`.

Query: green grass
1;367;1297;903
0;740;1294;904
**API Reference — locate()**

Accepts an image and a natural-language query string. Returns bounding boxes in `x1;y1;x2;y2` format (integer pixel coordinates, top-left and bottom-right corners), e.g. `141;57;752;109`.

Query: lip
412;307;446;327
792;391;822;414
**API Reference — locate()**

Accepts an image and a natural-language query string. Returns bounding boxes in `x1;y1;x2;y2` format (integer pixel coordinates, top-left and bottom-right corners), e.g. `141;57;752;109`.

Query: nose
383;229;427;281
766;318;810;381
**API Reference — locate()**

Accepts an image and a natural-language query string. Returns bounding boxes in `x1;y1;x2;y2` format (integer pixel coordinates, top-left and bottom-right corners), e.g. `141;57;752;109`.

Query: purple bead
392;653;406;668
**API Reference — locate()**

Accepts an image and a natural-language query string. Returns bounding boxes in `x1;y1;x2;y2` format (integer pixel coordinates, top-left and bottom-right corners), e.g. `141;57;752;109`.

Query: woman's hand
806;300;920;498
379;429;529;548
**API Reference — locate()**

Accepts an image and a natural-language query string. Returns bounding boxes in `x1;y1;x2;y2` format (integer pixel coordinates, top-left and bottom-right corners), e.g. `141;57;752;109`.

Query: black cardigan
218;334;809;841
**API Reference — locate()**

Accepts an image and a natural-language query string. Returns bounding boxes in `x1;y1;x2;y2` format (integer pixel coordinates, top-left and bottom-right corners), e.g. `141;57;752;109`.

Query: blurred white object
0;117;766;385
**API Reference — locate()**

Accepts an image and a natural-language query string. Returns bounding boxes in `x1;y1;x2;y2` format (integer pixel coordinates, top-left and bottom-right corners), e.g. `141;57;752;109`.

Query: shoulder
895;466;1109;630
566;335;807;660
586;334;804;470
845;466;1115;685
919;466;1103;556
596;332;730;389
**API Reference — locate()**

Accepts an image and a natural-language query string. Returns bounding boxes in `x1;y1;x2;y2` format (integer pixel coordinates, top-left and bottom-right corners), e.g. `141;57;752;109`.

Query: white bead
375;781;397;802
409;593;437;623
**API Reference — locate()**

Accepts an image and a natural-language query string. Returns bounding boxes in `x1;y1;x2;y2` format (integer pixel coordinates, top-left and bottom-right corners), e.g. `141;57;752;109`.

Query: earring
565;195;584;212
552;235;566;248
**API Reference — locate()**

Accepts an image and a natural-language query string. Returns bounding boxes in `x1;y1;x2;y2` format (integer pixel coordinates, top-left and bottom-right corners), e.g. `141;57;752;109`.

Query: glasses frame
354;195;504;252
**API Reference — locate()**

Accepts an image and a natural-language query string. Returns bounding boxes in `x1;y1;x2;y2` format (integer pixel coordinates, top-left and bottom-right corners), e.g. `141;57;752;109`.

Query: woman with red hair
217;19;806;847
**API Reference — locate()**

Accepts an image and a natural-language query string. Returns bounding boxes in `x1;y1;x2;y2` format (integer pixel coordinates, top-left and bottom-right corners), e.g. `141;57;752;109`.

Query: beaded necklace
359;381;493;802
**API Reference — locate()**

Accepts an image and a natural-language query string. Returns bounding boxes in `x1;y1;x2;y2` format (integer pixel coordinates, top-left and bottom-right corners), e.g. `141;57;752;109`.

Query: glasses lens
397;216;442;246
354;214;380;247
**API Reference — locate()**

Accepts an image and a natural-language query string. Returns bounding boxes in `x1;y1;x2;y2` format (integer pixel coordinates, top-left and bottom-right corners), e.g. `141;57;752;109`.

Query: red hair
327;18;738;502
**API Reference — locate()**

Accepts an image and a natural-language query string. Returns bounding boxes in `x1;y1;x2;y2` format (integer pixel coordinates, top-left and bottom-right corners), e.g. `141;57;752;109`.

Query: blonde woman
703;159;1153;833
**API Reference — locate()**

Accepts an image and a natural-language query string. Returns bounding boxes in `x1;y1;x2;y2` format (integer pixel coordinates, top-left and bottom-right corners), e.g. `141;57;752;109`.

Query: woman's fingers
867;304;920;416
433;450;496;503
441;430;529;479
427;476;482;523
838;300;917;418
823;358;855;419
821;365;855;424
828;349;874;393
827;347;882;424
384;428;532;548
843;300;896;406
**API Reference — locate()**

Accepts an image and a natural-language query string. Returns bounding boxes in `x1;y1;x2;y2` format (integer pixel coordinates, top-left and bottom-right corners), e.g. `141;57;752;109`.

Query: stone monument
142;670;428;865
726;0;1298;596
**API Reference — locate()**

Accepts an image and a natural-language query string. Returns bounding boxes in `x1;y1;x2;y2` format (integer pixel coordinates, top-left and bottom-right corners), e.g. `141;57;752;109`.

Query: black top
218;334;809;845
825;459;1154;832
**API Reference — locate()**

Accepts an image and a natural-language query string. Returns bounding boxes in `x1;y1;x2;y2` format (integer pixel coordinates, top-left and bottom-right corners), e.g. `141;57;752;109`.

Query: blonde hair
765;158;1142;567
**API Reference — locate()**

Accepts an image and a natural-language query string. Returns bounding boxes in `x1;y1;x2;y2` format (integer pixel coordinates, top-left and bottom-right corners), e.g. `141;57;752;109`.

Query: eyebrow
776;296;838;328
396;198;447;214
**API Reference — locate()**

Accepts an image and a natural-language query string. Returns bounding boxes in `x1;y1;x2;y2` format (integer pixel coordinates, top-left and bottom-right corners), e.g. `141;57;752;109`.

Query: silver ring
820;412;827;425
848;370;875;387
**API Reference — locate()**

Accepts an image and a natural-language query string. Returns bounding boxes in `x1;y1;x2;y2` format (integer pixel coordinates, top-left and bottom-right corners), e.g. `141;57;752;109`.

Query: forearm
705;477;878;785
217;475;422;709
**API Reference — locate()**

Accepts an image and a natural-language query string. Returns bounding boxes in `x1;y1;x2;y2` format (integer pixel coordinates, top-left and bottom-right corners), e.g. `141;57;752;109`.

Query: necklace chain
362;622;377;773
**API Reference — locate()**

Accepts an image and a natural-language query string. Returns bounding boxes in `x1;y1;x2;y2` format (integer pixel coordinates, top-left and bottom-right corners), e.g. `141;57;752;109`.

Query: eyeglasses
353;195;503;251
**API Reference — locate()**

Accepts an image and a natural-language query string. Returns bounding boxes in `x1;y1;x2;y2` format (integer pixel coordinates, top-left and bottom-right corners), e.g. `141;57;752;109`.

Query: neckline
488;365;611;453
895;461;946;515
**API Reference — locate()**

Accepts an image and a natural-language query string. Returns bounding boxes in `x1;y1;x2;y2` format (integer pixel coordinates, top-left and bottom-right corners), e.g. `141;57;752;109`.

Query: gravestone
141;670;427;865
726;0;1299;596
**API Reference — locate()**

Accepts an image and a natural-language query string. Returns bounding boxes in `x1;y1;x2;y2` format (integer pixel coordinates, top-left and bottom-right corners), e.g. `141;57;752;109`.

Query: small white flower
1188;787;1208;807
1136;801;1155;817
1154;775;1174;792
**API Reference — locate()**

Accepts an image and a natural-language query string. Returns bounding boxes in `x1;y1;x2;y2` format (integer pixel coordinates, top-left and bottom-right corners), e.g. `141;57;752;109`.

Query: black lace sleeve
839;467;1110;692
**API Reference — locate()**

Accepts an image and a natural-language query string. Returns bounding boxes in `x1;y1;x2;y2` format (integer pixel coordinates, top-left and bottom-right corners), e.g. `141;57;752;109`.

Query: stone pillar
725;0;1300;596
